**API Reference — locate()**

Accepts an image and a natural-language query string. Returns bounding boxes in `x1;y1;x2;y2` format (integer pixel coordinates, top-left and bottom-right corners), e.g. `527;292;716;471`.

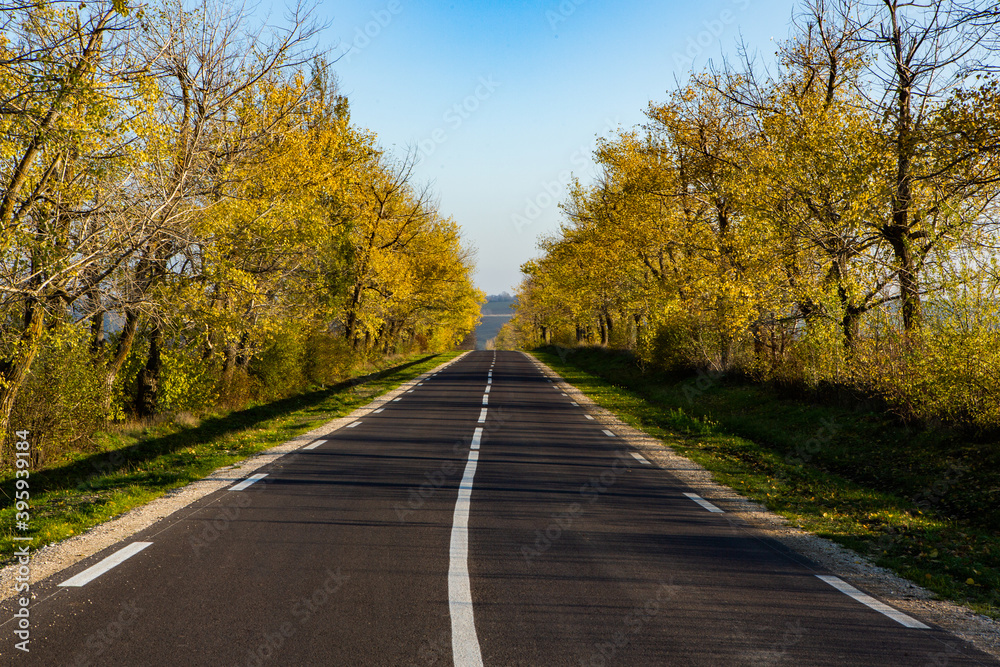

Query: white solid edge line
231;473;268;491
683;492;724;513
346;421;361;428
478;408;488;423
303;439;323;450
630;452;651;465
816;575;930;629
585;415;595;420
59;542;153;587
471;427;483;450
449;450;484;666
602;429;615;437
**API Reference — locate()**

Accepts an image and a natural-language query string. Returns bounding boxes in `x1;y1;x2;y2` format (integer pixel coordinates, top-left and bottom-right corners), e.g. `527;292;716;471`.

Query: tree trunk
102;310;139;411
135;324;162;417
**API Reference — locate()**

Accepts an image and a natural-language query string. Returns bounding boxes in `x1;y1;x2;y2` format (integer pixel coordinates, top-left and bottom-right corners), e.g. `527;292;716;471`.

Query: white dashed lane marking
59;542;153;587
817;576;929;629
683;492;723;513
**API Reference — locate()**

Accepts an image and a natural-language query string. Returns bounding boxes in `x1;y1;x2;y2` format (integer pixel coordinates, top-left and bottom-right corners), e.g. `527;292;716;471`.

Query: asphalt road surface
3;350;997;665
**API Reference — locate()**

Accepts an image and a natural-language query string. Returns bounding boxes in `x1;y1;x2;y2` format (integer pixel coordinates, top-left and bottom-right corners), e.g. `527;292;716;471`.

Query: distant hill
481;300;515;316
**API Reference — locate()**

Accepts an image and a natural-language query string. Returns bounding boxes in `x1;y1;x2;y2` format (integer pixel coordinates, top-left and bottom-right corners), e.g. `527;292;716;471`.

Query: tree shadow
2;354;439;502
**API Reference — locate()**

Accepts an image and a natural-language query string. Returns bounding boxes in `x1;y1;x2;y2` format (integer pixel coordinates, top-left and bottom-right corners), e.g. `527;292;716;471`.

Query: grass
0;351;462;564
532;345;1000;620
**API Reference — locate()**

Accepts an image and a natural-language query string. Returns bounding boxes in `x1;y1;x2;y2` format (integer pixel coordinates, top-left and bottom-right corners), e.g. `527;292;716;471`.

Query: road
2;350;996;665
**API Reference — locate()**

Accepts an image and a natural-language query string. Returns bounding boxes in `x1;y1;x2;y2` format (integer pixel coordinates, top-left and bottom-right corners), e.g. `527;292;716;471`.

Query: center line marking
449;449;484;666
683;492;724;513
817;576;929;629
482;394;489;405
346;421;361;428
471;427;483;450
231;473;268;491
602;429;615;437
631;452;651;465
59;542;153;587
478;408;488;423
484;385;491;394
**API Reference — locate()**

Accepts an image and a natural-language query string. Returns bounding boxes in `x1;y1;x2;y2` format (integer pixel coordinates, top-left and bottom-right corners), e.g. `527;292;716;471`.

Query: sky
273;0;798;295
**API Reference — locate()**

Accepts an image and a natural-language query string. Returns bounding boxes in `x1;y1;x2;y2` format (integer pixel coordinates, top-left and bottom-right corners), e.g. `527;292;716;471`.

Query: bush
303;332;353;386
6;323;105;466
158;345;220;413
250;329;306;399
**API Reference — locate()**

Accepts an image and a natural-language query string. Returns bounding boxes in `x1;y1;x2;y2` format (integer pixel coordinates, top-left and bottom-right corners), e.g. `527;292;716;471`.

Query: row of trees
0;0;482;464
503;0;1000;429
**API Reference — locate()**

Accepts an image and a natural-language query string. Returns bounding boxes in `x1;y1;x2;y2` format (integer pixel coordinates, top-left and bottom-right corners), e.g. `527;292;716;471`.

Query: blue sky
291;0;795;294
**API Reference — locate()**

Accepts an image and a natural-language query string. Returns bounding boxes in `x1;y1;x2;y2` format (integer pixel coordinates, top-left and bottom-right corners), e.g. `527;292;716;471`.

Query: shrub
6;323;105;466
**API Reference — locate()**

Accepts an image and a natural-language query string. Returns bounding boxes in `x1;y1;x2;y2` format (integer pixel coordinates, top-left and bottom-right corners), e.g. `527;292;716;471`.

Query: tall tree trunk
887;11;921;333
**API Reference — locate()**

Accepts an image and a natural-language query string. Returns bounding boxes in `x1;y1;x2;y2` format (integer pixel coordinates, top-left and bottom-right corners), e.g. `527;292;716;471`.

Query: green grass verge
531;346;1000;620
0;351;462;564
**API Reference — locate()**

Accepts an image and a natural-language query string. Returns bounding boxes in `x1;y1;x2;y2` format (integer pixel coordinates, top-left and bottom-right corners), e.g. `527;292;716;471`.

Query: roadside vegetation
0;351;461;564
500;0;1000;433
0;0;483;472
501;0;1000;620
534;346;999;619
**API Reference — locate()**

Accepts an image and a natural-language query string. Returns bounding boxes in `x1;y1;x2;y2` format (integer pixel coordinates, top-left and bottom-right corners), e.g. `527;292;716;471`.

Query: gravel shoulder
525;351;1000;661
